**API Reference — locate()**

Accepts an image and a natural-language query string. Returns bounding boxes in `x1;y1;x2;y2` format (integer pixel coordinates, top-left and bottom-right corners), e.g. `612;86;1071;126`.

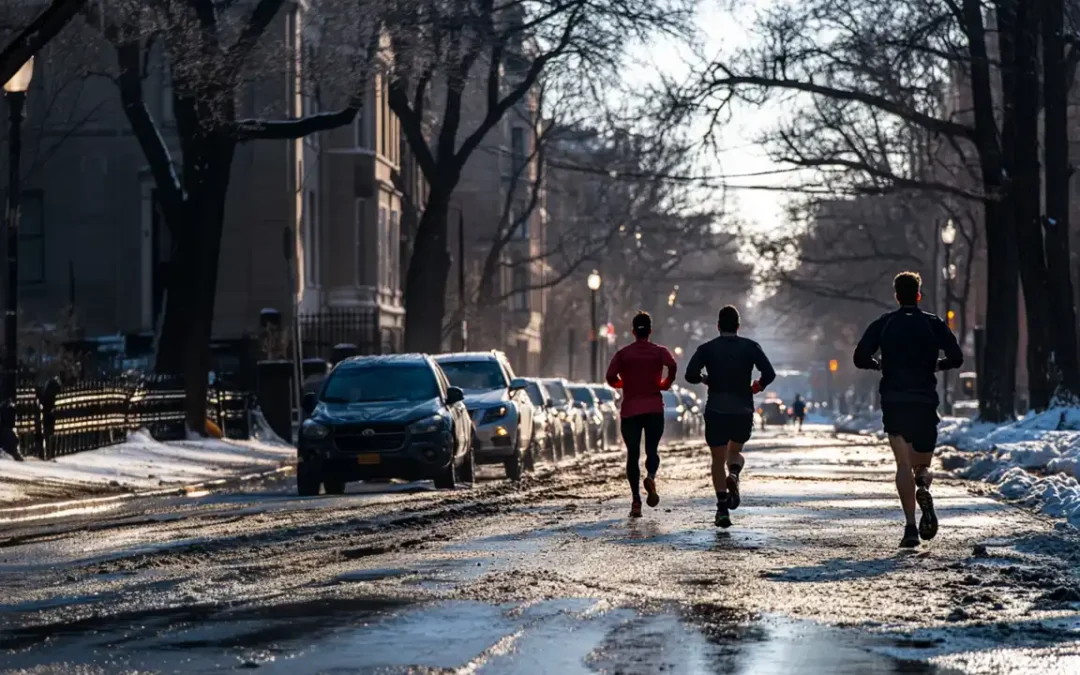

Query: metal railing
14;375;252;459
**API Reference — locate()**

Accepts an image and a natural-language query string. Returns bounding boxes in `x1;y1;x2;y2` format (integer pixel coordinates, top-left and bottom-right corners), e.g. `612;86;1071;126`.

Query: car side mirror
446;387;465;405
509;378;528;392
302;392;318;417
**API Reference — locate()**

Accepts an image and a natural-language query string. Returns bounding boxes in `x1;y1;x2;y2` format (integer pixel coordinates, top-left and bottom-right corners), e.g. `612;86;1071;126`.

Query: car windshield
570;387;595;405
662;391;680;406
322;365;439;403
593;388;615;402
438;360;508;391
543;381;570;404
525;382;546;406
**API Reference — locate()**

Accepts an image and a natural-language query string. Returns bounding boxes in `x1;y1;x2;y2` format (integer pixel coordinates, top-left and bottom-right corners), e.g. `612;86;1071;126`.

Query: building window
356;86;373;149
304;191;318;285
379;75;390;159
18;190;44;284
511;127;525;174
379;206;390;290
510;262;529;312
354;198;366;286
389;210;400;294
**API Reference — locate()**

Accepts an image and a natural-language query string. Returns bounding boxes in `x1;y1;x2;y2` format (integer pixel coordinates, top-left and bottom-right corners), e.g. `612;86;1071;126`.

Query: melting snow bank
833;411;883;436
939;408;1080;528
0;427;295;506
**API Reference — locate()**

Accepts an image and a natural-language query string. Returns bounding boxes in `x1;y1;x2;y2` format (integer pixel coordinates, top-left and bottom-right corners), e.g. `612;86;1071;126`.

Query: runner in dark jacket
685;305;775;528
792;395;807;433
854;271;963;548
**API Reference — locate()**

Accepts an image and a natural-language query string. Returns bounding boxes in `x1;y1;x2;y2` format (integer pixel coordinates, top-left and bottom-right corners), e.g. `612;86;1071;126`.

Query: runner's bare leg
889;435;917;526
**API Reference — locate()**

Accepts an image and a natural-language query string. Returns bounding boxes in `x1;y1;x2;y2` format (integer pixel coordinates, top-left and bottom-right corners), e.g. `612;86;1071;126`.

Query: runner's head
717;305;740;334
894;271;922;306
632;311;652;339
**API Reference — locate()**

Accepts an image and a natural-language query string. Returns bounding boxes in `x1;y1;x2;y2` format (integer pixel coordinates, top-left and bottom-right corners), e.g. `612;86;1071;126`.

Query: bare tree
78;0;384;432
383;0;695;352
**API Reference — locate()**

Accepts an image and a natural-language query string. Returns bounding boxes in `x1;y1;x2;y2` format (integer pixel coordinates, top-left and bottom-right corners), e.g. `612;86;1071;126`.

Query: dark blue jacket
853;306;963;406
685;334;776;415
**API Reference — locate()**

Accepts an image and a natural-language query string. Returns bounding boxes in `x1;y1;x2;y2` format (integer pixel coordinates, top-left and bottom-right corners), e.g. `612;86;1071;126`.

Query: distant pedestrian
792;394;807;433
685;306;775;528
606;312;678;518
854;272;963;548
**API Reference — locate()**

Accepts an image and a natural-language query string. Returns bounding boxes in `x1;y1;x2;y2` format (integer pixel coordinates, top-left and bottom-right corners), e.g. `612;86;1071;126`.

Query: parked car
297;354;473;496
662;390;687;441
759;395;788;427
434;351;536;480
589;383;620;447
569;384;605;452
675;387;703;438
540;377;587;456
522;377;561;461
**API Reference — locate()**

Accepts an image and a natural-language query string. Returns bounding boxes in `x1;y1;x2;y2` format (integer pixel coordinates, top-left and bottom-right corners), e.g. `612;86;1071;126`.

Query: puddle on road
0;594;950;674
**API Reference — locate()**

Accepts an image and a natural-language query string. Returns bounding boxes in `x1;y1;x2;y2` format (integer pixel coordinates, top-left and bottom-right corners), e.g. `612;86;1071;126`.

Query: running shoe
715;506;732;528
899;524;920;548
726;472;741;510
643;477;660;508
916;486;939;541
630;500;643;518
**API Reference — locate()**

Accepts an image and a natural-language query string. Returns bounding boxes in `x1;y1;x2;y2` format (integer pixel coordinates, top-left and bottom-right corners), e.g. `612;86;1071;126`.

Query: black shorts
881;404;939;454
704;411;753;447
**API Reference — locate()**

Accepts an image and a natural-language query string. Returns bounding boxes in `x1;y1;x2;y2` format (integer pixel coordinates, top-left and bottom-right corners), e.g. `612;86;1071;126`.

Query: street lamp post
2;57;32;461
587;271;601;382
940;218;958;414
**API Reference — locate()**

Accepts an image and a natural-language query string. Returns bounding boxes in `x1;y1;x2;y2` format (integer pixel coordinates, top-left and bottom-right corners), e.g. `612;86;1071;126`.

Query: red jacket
606;339;678;418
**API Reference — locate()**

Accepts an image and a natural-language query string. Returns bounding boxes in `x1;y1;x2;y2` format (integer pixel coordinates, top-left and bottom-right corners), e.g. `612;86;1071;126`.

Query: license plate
357;454;381;465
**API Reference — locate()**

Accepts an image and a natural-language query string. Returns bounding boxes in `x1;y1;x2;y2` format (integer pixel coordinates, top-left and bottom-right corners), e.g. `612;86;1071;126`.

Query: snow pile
833;410;883;435
0;429;295;506
940;407;1080;527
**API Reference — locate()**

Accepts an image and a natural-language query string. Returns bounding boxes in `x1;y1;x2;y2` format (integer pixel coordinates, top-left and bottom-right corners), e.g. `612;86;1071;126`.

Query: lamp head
3;57;34;94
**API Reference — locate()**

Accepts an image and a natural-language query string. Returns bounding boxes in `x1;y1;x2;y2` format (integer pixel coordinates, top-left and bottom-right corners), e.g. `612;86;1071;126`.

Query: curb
0;464;296;524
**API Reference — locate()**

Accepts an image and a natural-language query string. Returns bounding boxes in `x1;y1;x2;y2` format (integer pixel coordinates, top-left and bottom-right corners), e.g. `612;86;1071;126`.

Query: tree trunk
1004;0;1052;411
1042;0;1080;402
969;0;1019;421
403;186;453;353
155;225;195;375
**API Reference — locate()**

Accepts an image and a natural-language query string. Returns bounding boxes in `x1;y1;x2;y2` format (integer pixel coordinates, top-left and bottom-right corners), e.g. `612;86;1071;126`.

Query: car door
436;367;468;459
502;357;534;445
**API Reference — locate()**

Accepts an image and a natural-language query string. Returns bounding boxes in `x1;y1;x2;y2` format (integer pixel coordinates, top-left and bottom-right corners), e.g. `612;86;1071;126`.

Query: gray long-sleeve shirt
685;334;776;415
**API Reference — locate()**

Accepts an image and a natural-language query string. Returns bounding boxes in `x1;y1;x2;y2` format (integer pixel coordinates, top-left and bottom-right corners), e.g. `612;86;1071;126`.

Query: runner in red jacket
606;312;678;517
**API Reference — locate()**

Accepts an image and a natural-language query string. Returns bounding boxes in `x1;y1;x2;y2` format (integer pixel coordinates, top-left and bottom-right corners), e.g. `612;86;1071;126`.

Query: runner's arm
660;347;678;390
753;343;777;389
605;350;623;388
934;317;964;371
684;346;706;385
853;318;883;370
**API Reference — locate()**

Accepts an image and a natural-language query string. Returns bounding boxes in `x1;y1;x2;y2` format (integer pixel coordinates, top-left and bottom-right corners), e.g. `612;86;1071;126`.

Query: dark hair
632;311;652;338
717;305;740;333
894;271;921;305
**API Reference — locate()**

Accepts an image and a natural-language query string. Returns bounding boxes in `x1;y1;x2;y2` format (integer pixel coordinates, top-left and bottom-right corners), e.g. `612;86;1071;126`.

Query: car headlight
302;420;330;440
481;406;509;424
676;404;685;414
409;414;447;434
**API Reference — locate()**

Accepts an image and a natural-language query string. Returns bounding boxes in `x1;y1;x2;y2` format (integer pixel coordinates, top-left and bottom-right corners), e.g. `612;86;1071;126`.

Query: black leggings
621;413;665;499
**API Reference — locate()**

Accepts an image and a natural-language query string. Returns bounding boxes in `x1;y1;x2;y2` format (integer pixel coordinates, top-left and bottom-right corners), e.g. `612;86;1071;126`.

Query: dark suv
297;355;473;495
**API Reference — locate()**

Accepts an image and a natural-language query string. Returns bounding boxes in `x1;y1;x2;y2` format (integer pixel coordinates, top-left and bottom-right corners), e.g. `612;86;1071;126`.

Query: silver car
434;351;536;480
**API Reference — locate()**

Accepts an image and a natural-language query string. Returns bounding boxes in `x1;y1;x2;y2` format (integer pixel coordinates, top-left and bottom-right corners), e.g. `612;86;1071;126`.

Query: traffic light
828;359;839;373
946;309;956;331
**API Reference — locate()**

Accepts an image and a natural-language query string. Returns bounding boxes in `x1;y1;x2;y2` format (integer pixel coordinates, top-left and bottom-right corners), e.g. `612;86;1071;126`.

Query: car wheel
323;479;346;495
459;439;475;483
297;460;321;497
434;452;457;489
504;435;523;481
524;439;538;473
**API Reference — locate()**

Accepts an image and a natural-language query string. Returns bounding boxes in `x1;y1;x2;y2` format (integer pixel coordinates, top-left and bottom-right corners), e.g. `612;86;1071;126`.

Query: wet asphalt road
2;428;1080;674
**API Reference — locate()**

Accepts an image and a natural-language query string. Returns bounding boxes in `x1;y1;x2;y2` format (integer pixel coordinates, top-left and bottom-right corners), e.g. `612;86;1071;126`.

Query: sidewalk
0;424;295;507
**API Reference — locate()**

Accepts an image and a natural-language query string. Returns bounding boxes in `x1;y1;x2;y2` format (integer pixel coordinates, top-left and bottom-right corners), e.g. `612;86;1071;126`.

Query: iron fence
15;375;252;459
298;308;382;361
